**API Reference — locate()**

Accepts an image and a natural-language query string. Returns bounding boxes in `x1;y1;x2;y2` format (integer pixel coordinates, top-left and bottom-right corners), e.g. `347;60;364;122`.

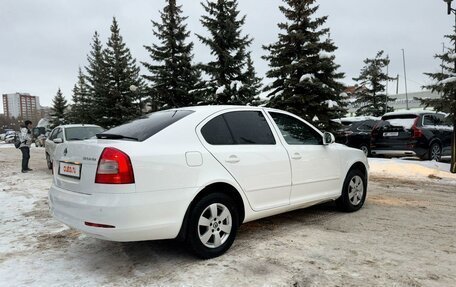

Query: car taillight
411;117;423;138
95;147;135;184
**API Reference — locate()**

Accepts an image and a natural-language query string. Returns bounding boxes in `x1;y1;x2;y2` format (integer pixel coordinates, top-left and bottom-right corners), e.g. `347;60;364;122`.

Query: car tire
46;153;53;170
359;144;370;157
336;169;367;212
186;193;239;259
429;143;442;162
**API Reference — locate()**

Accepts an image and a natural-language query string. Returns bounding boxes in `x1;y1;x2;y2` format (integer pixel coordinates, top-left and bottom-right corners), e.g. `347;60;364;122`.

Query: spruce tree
85;31;108;126
352;50;394;117
69;68;92;124
103;17;144;128
422;32;456;173
197;0;256;105
263;0;347;131
143;0;203;109
244;53;263;105
50;88;68;128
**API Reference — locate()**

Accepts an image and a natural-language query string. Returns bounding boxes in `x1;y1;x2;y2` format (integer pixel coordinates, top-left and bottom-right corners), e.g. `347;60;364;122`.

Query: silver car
45;124;104;169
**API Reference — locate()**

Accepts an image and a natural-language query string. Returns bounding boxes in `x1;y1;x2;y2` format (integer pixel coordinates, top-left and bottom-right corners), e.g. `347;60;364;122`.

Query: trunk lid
53;139;136;194
371;115;418;149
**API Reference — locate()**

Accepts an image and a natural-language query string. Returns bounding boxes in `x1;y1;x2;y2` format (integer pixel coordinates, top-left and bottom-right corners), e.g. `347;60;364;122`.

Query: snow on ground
369;157;456;185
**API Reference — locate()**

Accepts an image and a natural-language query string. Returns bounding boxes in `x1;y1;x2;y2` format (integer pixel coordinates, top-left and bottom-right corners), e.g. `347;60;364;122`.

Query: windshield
379;115;417;130
65;126;105;140
98;110;194;142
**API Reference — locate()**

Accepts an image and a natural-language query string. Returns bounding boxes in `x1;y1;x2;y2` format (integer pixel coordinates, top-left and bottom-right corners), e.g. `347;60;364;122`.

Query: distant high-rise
2;93;41;119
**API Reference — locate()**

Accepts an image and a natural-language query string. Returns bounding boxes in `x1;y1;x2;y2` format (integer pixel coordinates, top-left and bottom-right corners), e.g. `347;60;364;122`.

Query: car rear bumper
371;149;417;157
48;184;195;242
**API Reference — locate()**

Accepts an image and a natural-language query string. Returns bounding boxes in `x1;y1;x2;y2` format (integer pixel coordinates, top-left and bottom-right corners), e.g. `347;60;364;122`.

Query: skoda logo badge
63;148;68;156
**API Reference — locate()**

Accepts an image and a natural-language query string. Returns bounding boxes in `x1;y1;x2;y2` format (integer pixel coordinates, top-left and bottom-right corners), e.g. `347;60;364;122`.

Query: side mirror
323;132;335;145
53;138;63;144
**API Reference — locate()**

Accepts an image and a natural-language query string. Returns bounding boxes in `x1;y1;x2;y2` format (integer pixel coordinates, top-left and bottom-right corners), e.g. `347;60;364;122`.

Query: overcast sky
0;0;454;113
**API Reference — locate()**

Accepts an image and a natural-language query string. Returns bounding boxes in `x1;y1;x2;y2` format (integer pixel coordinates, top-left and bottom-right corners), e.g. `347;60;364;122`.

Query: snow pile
299;74;314;82
437;77;456;85
369;158;456;184
215;85;226;95
319;51;332;59
230;80;243;91
324;100;338;108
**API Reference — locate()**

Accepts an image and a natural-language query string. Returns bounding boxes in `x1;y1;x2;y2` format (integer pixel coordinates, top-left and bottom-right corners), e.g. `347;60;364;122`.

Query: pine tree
102;18;144;128
143;0;203;110
422;32;456;173
84;31;108;127
263;0;347;131
352;51;394;117
422;40;456;117
244;53;263;105
50;88;68;128
197;0;256;105
69;68;92;124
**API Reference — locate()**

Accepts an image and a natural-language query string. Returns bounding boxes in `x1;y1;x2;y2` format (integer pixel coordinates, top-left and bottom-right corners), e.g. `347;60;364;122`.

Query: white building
2;93;41;119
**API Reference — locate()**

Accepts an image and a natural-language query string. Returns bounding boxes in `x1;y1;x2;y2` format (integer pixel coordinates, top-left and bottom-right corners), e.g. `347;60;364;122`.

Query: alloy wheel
430;144;441;161
198;203;232;248
348;175;364;206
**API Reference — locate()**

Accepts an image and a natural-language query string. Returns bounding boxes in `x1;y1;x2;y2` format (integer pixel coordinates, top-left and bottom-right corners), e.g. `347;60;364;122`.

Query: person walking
19;120;33;173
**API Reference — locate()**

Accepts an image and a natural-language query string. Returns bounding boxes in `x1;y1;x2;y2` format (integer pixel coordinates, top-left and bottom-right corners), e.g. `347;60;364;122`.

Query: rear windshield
65;126;105;140
99;110;194;141
379;115;417;129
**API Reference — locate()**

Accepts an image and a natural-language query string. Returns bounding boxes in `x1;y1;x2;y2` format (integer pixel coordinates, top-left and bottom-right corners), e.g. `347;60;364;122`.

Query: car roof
382;110;446;118
55;124;103;129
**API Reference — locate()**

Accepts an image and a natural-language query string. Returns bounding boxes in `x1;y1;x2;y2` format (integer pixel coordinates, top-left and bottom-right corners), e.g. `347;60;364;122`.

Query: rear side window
201;115;234;145
201;111;276;145
99;110;194;141
65;126;105;141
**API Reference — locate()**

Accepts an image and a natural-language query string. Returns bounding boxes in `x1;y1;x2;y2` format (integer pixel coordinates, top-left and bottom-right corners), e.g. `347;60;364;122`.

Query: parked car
45;124;104;169
49;106;369;259
4;131;17;143
0;129;14;141
335;119;380;156
33;127;47;147
370;110;453;161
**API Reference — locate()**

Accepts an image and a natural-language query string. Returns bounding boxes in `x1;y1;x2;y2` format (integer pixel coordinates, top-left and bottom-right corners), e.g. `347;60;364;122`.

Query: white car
45;124;104;169
49;106;368;258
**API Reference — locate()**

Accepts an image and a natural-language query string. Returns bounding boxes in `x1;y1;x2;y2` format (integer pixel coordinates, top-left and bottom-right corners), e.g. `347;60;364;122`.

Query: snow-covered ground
1;143;456;286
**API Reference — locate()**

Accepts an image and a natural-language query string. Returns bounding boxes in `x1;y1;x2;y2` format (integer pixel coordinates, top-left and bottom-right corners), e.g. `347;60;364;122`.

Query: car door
48;128;64;161
267;111;341;204
198;109;292;211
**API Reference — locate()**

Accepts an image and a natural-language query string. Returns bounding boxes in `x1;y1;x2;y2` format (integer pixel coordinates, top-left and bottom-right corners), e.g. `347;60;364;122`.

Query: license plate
58;162;82;179
383;132;399;137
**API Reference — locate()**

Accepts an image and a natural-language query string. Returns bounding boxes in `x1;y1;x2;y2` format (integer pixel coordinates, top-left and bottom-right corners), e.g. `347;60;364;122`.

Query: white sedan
45;124;104;169
49;106;368;258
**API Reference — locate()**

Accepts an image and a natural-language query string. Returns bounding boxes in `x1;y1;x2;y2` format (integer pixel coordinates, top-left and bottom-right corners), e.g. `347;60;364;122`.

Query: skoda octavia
49;106;368;258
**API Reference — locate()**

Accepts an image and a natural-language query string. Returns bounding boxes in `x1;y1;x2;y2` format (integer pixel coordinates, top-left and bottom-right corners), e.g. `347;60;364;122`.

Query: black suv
335;120;379;156
370;111;453;161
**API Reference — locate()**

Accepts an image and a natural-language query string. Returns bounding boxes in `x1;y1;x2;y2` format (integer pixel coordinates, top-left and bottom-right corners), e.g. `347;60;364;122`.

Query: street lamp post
443;0;456;173
401;48;409;110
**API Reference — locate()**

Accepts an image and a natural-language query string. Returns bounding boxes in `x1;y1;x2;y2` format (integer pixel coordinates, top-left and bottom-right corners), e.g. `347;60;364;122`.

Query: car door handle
225;155;240;164
291;152;302;160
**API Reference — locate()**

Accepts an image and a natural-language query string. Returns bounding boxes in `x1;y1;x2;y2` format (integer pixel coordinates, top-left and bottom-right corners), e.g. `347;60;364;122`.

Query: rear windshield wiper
96;133;139;141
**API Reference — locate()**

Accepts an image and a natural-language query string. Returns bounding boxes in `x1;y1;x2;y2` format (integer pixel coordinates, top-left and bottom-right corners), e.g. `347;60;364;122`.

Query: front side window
201;111;276;145
55;129;63;140
269;112;322;145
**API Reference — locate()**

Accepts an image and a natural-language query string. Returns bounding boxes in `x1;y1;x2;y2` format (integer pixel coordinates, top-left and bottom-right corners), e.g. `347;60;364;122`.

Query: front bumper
48;184;195;242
